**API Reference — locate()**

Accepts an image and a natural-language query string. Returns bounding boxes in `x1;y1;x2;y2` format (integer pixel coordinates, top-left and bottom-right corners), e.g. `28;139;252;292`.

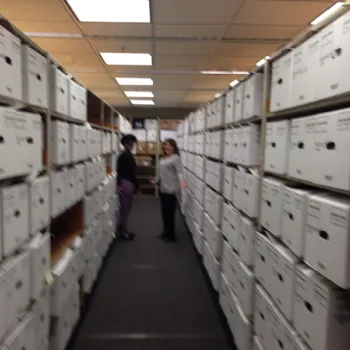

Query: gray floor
71;197;234;350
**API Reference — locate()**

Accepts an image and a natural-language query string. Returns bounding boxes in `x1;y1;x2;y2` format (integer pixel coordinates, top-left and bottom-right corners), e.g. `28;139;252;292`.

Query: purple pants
119;179;134;232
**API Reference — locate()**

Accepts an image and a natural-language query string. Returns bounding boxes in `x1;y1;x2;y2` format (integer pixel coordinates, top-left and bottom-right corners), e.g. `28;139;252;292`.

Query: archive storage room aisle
70;197;234;350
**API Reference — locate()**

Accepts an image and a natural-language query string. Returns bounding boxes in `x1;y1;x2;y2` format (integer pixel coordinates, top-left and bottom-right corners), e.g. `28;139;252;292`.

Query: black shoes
158;234;176;242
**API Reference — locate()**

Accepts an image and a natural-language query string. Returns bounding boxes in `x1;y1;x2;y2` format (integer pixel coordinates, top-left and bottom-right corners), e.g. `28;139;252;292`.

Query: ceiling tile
192;75;235;90
216;42;283;57
30;38;93;54
0;0;72;21
90;88;124;99
234;0;333;26
153;0;244;25
155;25;225;39
80;23;152;37
106;66;154;74
154;90;185;99
12;20;82;34
156;41;214;56
206;56;260;71
153;74;196;89
72;73;116;88
52;53;103;72
225;24;302;40
90;39;153;54
154;56;206;70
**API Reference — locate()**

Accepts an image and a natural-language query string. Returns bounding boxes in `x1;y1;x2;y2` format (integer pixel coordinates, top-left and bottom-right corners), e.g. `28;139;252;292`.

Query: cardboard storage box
22;45;48;109
136;142;147;155
147;142;158;155
51;67;69;116
0;26;22;101
135;156;152;167
51;120;70;166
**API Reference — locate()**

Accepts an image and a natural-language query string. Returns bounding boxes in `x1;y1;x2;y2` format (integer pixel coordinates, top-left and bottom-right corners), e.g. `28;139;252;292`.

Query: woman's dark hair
121;134;137;146
163;138;180;155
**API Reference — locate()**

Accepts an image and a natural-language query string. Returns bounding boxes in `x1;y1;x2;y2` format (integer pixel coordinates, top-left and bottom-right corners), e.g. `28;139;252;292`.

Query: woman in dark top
117;134;139;240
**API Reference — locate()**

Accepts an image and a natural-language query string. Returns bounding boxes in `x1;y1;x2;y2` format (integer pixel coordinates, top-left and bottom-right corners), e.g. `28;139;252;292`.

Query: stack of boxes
178;9;350;350
0;22;119;350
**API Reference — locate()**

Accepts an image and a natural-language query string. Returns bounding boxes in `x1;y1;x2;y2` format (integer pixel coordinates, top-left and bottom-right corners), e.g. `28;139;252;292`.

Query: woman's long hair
163;138;180;156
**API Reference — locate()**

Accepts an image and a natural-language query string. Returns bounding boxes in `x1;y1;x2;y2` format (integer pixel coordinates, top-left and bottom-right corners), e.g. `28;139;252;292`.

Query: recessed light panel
125;91;154;98
116;78;153;86
66;0;151;23
130;100;155;105
100;53;152;66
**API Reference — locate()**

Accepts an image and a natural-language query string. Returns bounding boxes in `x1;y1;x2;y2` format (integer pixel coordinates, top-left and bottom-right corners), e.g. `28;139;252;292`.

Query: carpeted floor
70;197;235;350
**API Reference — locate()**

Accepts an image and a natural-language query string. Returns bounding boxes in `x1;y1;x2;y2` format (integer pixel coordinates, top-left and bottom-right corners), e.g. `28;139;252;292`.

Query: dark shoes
158;234;176;242
120;231;136;241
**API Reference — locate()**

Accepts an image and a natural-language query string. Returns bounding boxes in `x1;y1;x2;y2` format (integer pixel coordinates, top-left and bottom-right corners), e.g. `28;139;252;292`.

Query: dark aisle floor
71;197;233;350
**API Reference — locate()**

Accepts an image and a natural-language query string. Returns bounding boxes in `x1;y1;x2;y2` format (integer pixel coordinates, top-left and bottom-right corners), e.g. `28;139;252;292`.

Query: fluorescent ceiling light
66;0;151;23
100;53;152;66
215;93;222;98
201;70;249;75
125;91;154;98
256;56;271;67
230;80;239;87
25;32;83;38
311;2;344;25
116;78;153;86
130;100;155;105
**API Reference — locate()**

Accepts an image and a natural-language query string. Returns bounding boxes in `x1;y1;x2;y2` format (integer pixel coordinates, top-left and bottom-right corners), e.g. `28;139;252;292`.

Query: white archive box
318;11;350;101
51;67;69;116
219;273;231;321
147;129;158;142
0;109;43;181
306;108;350;191
236;259;255;318
290;32;321;108
225;89;235;125
66;167;78;208
268;242;298;322
235;301;254;350
305;193;350;288
235;83;244;121
222;241;240;294
133;129;147;142
193;222;204;255
51;249;78;317
76;84;87;122
232;170;244;209
231;127;242;164
204;187;223;226
288;117;307;181
270;51;293;112
78;126;88;160
33;288;50;350
223;129;232;162
0;251;31;334
0;26;22;101
238;216;255;267
68;79;79;121
264;120;290;175
51;170;66;218
70;124;81;163
281;186;310;258
294;264;350;350
51;120;70;166
2;312;35;350
223;166;234;201
203;213;222;259
241;172;260;219
254;285;273;348
29;175;49;235
0;183;29;257
22;45;48;109
222;203;240;250
26;232;50;301
243;73;263;120
253;336;265;350
240;124;260;167
254;232;274;288
261;177;284;237
74;164;85;203
203;241;220;291
145;119;158;130
72;236;86;277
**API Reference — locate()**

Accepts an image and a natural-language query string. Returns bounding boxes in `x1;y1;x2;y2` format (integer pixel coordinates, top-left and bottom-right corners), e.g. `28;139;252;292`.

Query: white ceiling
0;0;337;107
